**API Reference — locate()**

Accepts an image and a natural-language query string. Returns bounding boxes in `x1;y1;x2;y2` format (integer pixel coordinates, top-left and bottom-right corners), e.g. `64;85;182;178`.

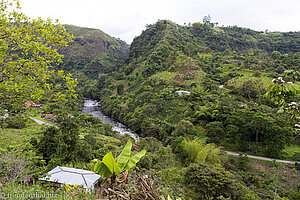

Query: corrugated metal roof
39;166;101;189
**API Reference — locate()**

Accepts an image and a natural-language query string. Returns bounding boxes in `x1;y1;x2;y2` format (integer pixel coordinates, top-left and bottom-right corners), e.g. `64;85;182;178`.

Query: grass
0;120;42;150
282;145;300;161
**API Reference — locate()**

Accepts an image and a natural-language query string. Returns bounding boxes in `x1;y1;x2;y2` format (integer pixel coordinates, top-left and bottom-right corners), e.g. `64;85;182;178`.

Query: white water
81;99;139;141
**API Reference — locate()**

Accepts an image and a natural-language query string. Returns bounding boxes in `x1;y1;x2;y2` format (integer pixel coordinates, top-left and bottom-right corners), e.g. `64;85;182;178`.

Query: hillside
87;20;300;199
1;17;300;200
97;20;299;156
59;25;129;79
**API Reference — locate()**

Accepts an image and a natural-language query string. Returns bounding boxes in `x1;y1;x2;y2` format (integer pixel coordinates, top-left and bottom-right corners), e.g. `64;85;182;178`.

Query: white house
175;90;191;95
39;166;101;190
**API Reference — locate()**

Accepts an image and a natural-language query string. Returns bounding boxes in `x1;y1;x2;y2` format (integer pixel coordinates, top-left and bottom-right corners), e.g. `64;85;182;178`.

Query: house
24;101;42;108
67;114;74;118
295;123;300;132
238;103;246;108
39;166;101;190
175;90;191;95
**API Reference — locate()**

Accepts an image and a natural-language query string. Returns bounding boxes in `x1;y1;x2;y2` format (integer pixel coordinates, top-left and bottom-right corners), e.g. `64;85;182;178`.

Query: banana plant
92;140;146;178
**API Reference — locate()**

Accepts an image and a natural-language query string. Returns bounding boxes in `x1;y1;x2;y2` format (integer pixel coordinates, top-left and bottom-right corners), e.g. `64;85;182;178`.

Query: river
81;99;139;141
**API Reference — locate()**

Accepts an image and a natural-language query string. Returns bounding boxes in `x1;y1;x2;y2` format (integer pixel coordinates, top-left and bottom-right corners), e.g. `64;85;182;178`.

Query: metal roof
39;166;101;189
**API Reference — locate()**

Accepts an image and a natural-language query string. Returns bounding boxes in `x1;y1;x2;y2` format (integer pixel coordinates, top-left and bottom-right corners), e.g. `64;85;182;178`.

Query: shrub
181;138;221;166
183;162;259;199
5;116;26;129
183;162;235;199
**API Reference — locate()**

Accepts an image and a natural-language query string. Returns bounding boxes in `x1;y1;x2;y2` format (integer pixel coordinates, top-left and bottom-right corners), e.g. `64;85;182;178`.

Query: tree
181;138;221;166
205;121;225;144
183;162;259;199
264;70;299;121
183;162;235;199
37;118;81;165
0;0;76;114
116;83;124;95
202;14;211;24
271;51;281;60
225;110;295;157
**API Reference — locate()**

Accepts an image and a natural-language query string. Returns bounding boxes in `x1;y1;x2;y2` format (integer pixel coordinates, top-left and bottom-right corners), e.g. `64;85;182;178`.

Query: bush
288;182;300;200
183;162;259;199
183;162;235;199
181;138;221;166
5;116;26;129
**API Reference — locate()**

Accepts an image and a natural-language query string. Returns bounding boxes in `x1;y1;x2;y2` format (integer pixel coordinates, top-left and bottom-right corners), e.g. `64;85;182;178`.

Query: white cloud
20;0;300;43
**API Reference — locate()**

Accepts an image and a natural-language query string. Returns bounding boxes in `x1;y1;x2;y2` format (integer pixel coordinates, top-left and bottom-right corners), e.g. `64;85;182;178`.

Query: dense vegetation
56;25;129;99
96;20;299;158
81;19;300;199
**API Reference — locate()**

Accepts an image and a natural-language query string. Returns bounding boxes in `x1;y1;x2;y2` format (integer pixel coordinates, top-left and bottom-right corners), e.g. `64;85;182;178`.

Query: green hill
91;21;300;198
59;25;129;79
96;20;299;157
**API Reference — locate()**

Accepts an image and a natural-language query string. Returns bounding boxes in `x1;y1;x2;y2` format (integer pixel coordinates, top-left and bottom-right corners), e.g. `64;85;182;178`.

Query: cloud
20;0;300;43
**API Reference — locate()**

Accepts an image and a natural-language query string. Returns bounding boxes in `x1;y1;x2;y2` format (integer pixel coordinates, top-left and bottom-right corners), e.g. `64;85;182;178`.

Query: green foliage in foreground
92;140;146;178
0;0;77;114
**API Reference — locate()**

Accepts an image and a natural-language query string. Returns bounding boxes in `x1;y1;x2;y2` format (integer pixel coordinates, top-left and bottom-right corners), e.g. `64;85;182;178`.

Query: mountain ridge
58;24;129;79
95;20;299;155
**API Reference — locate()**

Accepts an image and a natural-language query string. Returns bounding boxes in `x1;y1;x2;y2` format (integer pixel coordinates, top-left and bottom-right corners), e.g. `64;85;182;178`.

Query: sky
20;0;300;44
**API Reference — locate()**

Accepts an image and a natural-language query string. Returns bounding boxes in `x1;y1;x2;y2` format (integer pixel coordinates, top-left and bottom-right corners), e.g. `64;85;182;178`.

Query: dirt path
225;151;297;164
29;117;54;127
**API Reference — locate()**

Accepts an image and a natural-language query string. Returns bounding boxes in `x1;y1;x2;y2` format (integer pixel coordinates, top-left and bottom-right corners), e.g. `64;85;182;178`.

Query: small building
295;123;300;132
67;114;74;118
39;166;101;190
175;90;191;95
24;101;42;108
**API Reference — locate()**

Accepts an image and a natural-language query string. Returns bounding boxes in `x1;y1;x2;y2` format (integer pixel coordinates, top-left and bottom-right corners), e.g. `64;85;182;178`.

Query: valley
1;3;299;199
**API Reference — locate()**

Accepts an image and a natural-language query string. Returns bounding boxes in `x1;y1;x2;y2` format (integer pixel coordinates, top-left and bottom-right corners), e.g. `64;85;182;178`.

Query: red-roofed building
24;101;42;108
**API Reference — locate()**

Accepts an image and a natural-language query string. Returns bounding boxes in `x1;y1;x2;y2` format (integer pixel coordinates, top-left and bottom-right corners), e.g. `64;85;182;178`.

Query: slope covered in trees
55;25;129;98
60;25;129;79
96;20;299;158
1;4;299;197
87;20;300;199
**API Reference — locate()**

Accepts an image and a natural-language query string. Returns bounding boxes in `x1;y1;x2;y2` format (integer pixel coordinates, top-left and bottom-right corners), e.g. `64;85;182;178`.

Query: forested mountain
96;20;299;157
85;20;300;199
59;25;129;79
2;1;299;199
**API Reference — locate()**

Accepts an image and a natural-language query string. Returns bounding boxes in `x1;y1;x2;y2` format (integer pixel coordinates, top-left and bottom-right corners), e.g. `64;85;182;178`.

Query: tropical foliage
92;140;146;178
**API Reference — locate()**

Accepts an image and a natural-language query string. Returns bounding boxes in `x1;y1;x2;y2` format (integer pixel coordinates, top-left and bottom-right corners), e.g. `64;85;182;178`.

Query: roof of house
39;166;101;189
175;90;191;95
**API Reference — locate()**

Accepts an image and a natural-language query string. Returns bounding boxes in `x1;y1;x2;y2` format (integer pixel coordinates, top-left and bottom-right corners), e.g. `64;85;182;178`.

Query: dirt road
225;151;297;164
29;117;54;127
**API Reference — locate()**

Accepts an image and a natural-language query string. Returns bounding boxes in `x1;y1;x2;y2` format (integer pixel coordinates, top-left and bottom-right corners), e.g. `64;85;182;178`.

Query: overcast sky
20;0;300;44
